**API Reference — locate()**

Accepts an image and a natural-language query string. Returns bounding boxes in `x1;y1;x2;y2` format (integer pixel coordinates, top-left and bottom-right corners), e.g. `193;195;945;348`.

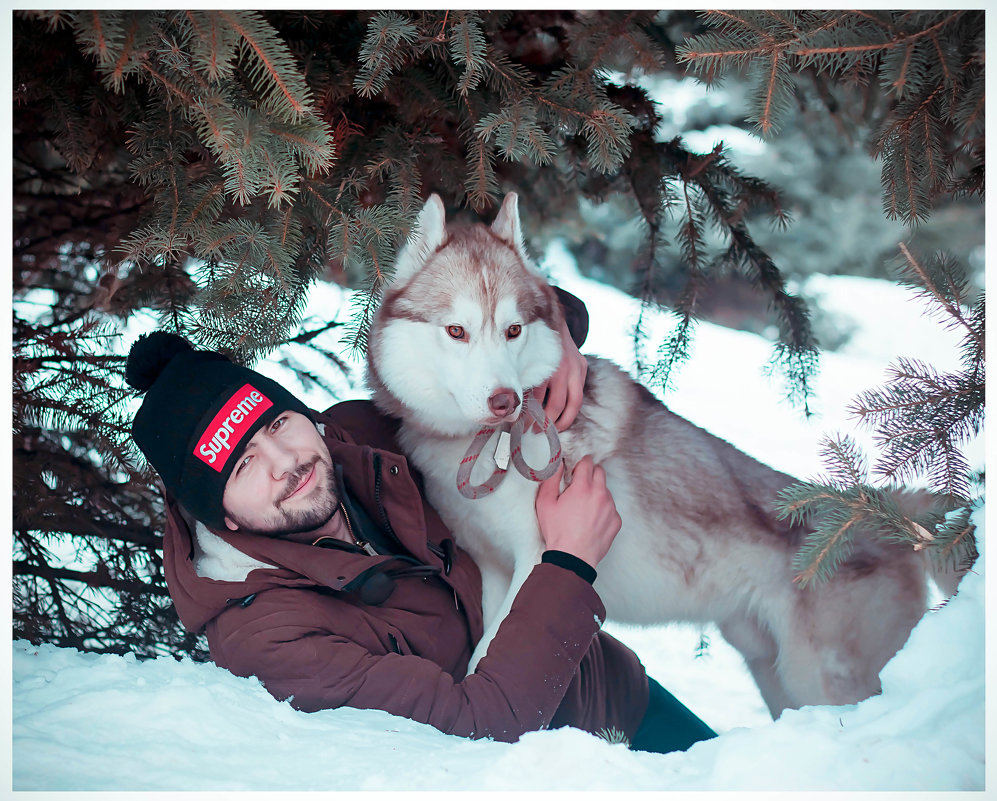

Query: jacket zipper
340;500;378;556
373;453;456;608
372;454;399;545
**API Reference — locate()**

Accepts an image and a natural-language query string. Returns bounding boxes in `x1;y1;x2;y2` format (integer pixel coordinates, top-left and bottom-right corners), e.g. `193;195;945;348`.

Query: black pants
630;677;718;754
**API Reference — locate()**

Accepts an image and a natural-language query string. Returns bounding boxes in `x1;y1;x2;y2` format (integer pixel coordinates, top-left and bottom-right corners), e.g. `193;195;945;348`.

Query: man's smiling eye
270;415;287;433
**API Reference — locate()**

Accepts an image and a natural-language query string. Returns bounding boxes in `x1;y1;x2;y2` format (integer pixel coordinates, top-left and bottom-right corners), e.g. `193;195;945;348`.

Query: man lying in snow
123;290;715;753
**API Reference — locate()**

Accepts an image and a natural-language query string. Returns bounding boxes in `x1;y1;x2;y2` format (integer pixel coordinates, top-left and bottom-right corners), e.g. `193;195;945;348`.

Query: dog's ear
492;193;542;274
391;194;447;285
491;193;526;256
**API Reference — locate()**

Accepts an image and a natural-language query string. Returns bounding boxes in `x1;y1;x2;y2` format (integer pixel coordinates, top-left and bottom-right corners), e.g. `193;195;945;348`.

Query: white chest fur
400;424;546;571
399;422;550;668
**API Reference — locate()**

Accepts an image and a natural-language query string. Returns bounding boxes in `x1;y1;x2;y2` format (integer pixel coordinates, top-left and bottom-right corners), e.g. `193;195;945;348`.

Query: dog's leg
478;560;513;638
466;544;544;675
466;580;520;675
719;615;793;719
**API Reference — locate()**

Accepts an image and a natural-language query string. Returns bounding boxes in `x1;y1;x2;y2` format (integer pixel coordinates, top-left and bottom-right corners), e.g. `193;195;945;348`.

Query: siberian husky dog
367;193;953;718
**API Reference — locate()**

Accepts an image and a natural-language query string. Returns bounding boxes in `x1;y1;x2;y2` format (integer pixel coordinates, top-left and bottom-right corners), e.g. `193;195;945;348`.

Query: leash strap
455;388;563;500
456;423;510;499
509;389;562;482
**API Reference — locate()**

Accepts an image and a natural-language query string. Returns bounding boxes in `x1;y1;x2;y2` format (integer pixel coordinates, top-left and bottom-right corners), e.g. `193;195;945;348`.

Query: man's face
222;411;337;536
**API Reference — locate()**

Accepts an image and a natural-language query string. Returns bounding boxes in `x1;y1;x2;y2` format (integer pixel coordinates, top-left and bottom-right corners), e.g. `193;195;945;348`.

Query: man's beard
225;456;339;537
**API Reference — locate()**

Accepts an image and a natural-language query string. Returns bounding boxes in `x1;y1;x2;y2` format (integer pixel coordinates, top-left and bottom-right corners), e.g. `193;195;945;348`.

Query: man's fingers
545;378;568;419
568;454;595;486
536;461;564;506
592;463;608;489
531;381;551;433
555;382;584;432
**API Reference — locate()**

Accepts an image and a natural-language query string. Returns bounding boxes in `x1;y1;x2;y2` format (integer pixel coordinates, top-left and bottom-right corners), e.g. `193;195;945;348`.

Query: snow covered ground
11;245;986;793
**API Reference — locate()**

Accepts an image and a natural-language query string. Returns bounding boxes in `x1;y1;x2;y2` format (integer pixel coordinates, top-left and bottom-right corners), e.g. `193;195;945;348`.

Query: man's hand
535;456;622;569
532;318;588;432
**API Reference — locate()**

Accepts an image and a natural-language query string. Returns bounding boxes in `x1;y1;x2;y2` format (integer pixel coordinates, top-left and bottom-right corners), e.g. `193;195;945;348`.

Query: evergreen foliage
677;10;984;225
14;315;205;658
856;246;984;499
678;9;983;585
777;247;982;586
12;10;982;654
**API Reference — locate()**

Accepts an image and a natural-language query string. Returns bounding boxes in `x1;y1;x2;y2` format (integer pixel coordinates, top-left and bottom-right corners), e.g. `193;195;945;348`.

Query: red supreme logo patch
193;384;273;472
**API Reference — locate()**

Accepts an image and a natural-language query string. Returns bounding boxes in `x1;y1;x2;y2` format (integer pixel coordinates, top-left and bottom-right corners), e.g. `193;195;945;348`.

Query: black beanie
125;332;312;530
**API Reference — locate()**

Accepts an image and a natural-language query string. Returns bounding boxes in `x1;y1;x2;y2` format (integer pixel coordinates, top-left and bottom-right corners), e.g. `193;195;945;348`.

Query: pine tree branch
13;561;171;597
959;86;985;134
183;182;226;228
897;88;942;220
15;198;149;257
709;11;778;45
794;510;863;586
778;489;836;520
107;14;139;92
353;11;421;98
282;319;345;345
15;354;126;369
850;11;895;33
760;10;802;38
85;10;113;62
892;41;915;97
793;11;966;59
217;11;310;119
824;436;870;489
141;63;197;105
17;518;163;551
853;386;979;420
758;51;782;134
921;109;941;190
680;144;723;180
449;11;487;95
898;242;983;353
572;10;645;81
465;136;498;209
939;519;976;562
680;182;704;268
183;10;235;82
682;12;840;65
45;573;78;640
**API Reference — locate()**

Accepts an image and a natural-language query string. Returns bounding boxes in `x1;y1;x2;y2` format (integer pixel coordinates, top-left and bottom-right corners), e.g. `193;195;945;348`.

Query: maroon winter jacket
162;400;650;743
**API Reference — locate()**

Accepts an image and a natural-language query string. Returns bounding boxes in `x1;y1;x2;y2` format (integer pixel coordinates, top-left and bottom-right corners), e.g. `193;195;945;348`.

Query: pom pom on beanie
125;332;194;392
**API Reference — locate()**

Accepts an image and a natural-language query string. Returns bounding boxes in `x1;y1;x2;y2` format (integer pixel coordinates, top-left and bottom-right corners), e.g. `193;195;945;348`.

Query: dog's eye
506;324;522;340
446;325;466;341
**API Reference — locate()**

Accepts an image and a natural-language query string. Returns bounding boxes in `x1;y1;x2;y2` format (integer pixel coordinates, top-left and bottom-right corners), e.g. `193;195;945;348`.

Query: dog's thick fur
367;193;954;718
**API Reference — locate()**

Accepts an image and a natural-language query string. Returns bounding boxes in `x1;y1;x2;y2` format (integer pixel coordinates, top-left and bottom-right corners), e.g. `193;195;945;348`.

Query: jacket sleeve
207;563;607;743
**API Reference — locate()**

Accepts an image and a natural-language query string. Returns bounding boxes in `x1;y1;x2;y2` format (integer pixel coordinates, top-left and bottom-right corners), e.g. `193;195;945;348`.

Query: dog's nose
487;389;520;417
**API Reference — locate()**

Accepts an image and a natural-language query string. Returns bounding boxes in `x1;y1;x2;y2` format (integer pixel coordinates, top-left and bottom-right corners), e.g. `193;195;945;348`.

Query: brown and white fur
367;193;954;718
